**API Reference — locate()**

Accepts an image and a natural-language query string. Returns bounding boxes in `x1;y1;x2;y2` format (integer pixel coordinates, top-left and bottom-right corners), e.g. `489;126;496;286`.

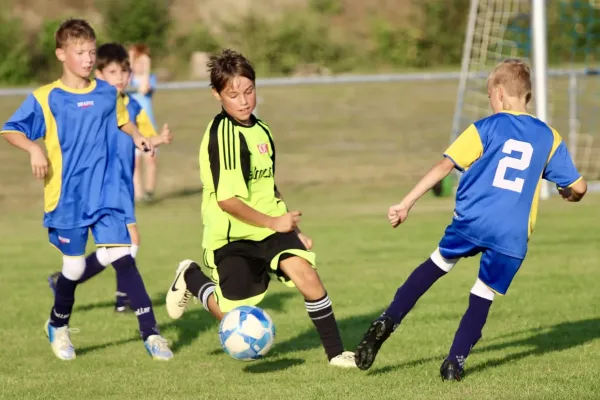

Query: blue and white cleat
44;319;77;360
144;335;173;361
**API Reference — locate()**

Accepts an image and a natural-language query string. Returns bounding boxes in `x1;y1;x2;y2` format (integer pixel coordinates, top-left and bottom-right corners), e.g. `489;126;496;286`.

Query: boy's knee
430;248;458;272
471;278;495;301
281;257;321;288
103;246;132;264
62;256;86;280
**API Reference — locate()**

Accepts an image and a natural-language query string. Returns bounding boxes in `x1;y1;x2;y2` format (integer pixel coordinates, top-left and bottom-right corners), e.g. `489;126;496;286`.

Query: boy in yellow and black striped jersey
165;49;356;368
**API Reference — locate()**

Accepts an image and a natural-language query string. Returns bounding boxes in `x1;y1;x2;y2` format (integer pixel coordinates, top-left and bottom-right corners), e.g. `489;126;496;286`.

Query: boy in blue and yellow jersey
1;19;173;361
164;49;356;367
354;59;587;379
46;43;172;312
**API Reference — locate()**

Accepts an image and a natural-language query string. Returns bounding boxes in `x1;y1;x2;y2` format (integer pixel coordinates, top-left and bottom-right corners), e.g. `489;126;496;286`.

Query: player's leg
46;227;89;360
261;232;353;367
93;214;173;360
165;258;221;320
47;246;113;297
441;250;522;381
166;245;268;321
113;223;140;312
355;224;477;370
142;152;157;202
133;150;144;201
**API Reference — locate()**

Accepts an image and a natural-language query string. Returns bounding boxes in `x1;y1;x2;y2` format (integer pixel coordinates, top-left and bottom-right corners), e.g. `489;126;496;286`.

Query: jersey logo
77;100;94;108
257;143;269;154
58;235;71;244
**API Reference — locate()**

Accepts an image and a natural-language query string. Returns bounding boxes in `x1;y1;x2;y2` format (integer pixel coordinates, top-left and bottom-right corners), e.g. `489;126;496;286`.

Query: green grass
0;81;599;399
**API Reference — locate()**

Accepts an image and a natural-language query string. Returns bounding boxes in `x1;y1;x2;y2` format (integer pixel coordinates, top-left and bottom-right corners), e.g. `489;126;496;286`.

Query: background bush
1;0;598;85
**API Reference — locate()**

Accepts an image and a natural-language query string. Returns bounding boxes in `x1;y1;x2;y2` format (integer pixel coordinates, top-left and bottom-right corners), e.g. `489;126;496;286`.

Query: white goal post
449;0;600;197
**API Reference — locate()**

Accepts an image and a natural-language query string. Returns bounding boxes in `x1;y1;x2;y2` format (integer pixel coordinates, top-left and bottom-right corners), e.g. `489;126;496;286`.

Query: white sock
130;245;139;259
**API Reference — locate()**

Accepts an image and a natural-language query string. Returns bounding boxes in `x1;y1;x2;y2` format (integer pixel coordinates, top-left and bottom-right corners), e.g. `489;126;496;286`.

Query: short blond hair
55;19;96;49
488;59;532;104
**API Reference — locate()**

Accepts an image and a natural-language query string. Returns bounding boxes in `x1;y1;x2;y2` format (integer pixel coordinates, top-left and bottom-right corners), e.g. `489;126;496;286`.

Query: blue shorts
48;213;131;256
121;181;136;226
438;224;523;295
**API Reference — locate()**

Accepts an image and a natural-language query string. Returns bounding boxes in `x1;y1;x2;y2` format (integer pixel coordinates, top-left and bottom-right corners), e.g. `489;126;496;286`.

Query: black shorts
202;232;316;312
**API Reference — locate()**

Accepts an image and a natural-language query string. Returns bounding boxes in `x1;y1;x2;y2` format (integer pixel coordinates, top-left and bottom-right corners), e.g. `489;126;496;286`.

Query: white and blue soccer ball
218;305;276;361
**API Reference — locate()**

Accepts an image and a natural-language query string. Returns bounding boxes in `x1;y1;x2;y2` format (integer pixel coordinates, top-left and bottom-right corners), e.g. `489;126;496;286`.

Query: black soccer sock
77;252;106;284
49;274;78;327
184;263;216;311
112;255;159;340
384;257;447;325
447;293;493;369
305;293;345;361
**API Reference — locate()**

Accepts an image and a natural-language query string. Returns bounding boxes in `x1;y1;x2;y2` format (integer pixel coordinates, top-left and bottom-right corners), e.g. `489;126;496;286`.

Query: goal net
448;0;600;196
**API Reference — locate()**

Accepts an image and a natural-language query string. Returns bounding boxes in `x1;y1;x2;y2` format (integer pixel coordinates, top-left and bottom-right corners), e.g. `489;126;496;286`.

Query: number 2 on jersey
492;139;533;193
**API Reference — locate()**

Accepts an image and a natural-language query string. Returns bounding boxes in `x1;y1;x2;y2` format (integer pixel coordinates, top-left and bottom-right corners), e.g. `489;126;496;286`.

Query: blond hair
488;59;532;104
55;19;96;49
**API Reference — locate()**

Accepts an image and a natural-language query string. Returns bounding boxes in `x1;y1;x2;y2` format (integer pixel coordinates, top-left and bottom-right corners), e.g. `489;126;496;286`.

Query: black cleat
114;292;133;313
354;315;395;370
440;359;464;381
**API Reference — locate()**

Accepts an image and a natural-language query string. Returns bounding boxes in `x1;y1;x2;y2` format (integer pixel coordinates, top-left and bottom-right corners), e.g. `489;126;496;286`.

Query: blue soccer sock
446;293;493;369
49;274;78;327
384;257;447;325
112;255;159;340
77;252;106;284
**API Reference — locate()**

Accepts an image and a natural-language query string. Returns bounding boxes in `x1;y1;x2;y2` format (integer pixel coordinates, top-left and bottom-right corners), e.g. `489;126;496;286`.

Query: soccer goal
442;0;600;198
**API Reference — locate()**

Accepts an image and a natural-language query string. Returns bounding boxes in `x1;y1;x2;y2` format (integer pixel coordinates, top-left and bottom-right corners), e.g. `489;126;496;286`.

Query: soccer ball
218;305;276;361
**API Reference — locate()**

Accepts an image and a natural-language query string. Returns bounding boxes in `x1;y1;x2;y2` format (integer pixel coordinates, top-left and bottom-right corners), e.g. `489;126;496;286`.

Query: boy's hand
269;211;302;233
160;123;172;145
556;184;572;200
29;144;48;180
133;131;154;155
297;232;313;250
388;203;409;228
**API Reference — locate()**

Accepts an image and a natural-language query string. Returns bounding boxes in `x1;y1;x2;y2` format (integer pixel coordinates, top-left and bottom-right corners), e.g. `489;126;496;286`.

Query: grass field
0;81;599;400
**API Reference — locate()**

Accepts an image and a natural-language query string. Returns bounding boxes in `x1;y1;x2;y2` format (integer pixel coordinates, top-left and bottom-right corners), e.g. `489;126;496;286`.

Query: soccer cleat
354;315;395;370
114;291;132;313
47;272;60;296
144;335;173;361
329;351;357;368
44;320;77;360
440;359;464;381
165;259;196;319
143;192;155;204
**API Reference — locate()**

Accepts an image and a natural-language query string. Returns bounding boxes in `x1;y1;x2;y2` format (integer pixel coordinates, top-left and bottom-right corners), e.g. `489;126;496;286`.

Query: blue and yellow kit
118;94;157;225
1;79;133;255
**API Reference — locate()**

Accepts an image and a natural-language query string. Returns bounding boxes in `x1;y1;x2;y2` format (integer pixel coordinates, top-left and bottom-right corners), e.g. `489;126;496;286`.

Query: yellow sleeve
444;124;483;171
136;109;158;138
116;95;129;127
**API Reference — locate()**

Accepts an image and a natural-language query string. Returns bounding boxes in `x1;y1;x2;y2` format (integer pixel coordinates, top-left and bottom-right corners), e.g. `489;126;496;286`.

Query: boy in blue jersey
354;59;587;379
46;43;172;312
1;19;173;361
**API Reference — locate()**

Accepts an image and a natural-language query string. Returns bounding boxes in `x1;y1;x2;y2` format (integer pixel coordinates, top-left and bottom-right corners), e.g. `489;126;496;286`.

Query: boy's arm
389;158;455;227
1;94;48;179
400;158;456;210
208;121;299;233
121;121;154;154
274;186;312;249
389;124;483;228
557;179;587;202
149;124;172;147
218;197;301;232
543;133;587;202
116;96;154;154
2;133;48;179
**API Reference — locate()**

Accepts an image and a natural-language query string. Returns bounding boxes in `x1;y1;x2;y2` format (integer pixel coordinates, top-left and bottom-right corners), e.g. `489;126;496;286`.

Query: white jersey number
492;139;534;193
